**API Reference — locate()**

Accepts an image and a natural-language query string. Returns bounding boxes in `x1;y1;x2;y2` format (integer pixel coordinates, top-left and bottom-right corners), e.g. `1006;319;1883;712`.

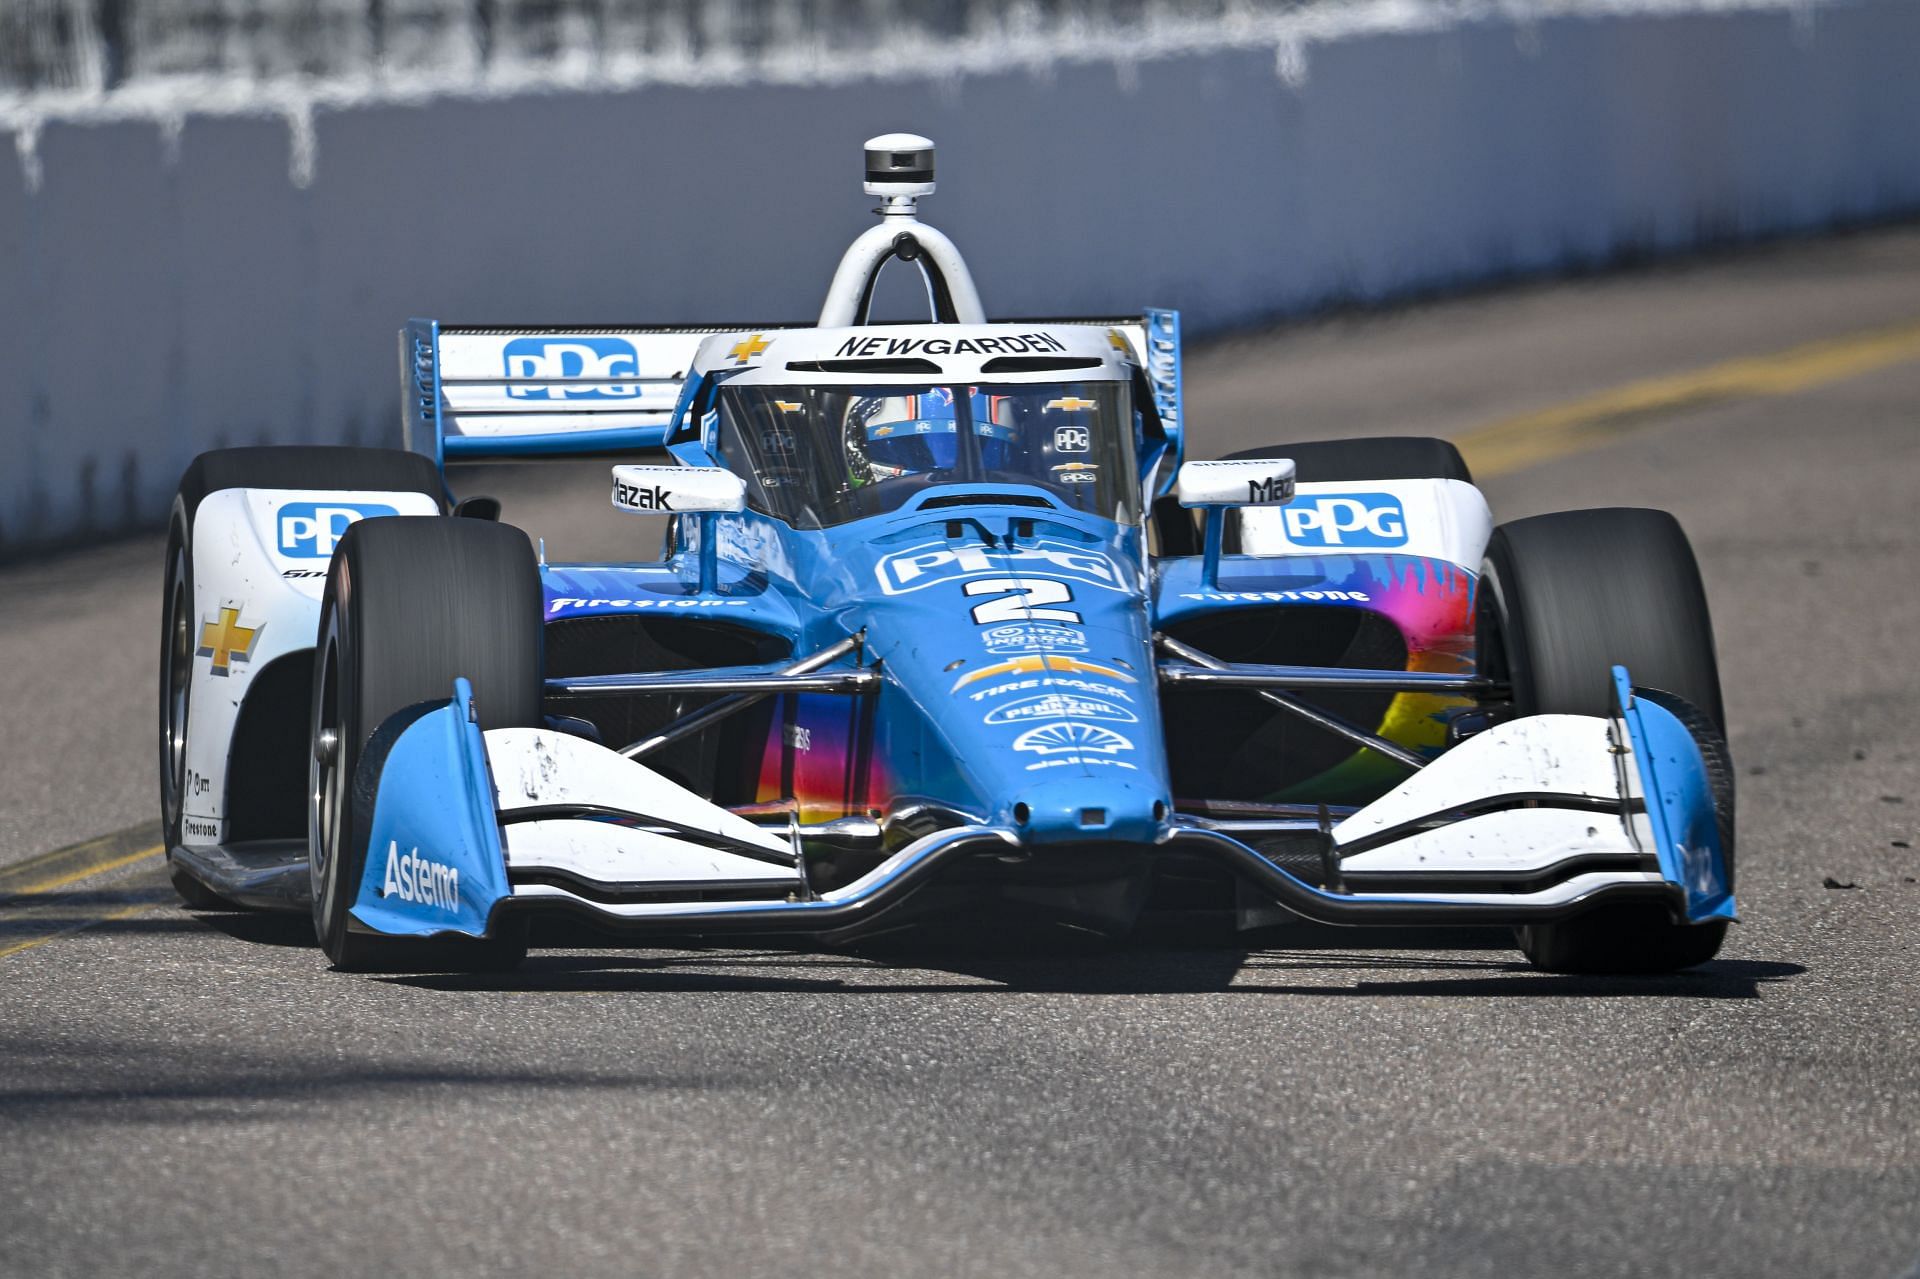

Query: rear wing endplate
1015;310;1183;493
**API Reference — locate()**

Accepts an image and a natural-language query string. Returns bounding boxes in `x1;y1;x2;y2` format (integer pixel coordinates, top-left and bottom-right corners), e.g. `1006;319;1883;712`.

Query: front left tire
309;515;543;971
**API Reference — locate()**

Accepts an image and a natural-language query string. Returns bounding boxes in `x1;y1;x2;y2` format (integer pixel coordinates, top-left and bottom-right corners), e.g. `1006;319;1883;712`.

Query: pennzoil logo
951;654;1134;693
197;607;261;677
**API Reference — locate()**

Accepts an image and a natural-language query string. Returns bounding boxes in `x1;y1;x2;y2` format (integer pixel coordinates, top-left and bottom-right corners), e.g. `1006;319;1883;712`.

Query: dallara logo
382;842;460;912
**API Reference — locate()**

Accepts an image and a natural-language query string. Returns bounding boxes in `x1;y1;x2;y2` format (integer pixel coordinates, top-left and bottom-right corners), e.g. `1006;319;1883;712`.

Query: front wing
346;668;1733;943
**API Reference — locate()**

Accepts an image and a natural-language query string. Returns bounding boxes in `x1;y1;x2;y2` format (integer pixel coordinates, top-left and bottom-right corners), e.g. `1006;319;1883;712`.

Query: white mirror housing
1174;458;1297;508
610;465;747;515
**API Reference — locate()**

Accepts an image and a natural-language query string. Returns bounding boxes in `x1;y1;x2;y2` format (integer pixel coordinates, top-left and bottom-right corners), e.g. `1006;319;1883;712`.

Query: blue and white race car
159;135;1735;973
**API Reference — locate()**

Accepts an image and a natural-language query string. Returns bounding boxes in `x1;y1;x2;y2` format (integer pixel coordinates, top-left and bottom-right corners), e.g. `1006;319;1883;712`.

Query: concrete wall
2;0;1916;553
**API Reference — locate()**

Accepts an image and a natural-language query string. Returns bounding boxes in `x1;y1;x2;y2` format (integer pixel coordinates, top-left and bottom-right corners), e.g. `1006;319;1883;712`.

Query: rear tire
1208;436;1472;553
309;516;543;972
159;447;445;909
1481;508;1733;973
1220;435;1472;484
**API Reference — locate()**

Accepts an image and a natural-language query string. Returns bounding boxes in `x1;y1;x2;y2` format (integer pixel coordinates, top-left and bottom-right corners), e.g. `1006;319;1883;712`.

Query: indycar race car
159;134;1735;973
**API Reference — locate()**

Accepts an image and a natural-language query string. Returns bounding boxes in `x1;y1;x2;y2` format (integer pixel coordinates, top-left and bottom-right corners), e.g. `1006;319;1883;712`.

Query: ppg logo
1282;494;1408;548
1053;426;1089;453
278;503;397;558
503;337;640;400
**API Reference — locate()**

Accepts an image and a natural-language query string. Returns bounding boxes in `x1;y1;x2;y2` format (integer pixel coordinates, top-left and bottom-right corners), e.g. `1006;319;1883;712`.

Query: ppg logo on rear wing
503;337;641;401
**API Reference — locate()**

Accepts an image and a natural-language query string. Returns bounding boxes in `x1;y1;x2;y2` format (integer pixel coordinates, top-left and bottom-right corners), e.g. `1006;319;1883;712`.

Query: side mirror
610;465;746;515
1174;459;1296;508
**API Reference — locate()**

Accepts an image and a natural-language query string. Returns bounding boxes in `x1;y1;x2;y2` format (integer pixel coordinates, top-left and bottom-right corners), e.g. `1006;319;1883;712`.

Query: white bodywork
1238;478;1493;573
182;488;437;844
1332;712;1656;885
485;728;798;887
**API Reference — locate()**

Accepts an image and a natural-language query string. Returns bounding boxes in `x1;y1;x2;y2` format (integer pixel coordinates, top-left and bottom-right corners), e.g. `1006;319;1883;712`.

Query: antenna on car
864;132;938;216
819;133;987;328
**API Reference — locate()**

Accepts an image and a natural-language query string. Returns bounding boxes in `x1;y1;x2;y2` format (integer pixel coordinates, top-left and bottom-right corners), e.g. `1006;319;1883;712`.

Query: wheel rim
161;545;192;826
310;636;345;903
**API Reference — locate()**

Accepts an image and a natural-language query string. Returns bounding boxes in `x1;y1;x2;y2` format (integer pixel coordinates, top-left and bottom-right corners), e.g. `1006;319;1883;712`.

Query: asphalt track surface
3;226;1920;1278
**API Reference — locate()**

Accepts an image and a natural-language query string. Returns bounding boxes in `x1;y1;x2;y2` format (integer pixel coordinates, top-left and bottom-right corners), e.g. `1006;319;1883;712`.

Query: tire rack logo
980;624;1088;654
985;694;1137;726
503;337;641;400
197;606;261;677
1012;722;1133;756
952;654;1135;694
278;502;398;558
1281;494;1408;547
382;841;460;912
876;540;1127;596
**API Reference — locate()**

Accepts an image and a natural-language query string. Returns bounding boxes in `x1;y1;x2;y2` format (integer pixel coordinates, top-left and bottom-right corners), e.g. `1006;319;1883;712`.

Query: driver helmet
847;388;1020;484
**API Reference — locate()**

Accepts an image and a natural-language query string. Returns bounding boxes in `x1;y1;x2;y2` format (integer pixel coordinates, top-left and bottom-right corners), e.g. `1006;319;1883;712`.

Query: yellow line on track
0;902;162;961
5;843;163;896
0;821;165;904
1457;317;1920;477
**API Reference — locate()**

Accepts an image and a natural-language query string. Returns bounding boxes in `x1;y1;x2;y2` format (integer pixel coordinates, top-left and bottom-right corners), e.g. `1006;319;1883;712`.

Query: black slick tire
309;516;542;972
1481;507;1733;973
159;447;445;910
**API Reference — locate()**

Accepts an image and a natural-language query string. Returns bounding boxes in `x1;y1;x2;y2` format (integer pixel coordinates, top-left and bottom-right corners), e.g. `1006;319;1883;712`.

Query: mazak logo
876;540;1126;595
1012;722;1133;756
503;337;640;400
985;694;1137;726
981;624;1087;654
278;503;396;558
1282;494;1408;547
614;480;673;511
1245;474;1291;504
381;841;460;912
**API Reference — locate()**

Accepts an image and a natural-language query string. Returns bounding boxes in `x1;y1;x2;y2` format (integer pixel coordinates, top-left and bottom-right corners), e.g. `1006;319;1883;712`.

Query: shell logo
1010;722;1134;756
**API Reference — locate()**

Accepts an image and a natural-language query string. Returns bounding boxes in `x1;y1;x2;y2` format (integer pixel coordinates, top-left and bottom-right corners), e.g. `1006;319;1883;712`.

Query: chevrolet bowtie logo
952;653;1136;693
728;334;770;364
198;607;261;677
1045;397;1098;412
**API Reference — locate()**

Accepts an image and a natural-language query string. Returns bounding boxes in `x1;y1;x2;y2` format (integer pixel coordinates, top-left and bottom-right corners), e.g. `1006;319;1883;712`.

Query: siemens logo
278;502;397;558
503;337;641;400
1282;494;1408;548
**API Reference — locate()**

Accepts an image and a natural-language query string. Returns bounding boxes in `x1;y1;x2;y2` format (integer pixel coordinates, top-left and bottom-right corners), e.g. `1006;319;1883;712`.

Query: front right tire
1480;507;1734;973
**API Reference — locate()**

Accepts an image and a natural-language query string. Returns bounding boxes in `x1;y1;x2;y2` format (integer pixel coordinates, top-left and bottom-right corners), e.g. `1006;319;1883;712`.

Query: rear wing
400;310;1181;475
399;320;806;465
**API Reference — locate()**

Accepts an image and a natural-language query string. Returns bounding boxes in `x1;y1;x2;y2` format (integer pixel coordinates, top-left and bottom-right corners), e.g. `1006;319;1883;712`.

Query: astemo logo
382;842;460;912
278;502;397;558
1282;494;1408;548
503;337;641;400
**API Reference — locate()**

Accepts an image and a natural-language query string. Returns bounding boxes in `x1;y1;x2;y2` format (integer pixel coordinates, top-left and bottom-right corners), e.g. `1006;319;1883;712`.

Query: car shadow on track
176;905;1805;1000
370;930;1804;1000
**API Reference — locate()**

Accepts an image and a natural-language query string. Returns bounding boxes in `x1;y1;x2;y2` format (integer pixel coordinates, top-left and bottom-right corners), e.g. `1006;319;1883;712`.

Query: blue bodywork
354;309;1735;940
350;679;509;939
